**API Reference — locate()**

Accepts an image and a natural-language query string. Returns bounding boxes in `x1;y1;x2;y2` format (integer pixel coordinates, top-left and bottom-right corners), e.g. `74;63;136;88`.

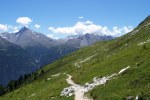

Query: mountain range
0;27;113;85
0;15;149;100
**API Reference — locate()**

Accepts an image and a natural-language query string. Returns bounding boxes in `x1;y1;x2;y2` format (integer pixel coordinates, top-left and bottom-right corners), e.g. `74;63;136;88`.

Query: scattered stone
126;96;134;100
47;78;51;81
29;93;36;98
31;94;35;97
118;66;130;74
135;95;138;100
61;66;130;100
137;39;150;45
51;73;61;77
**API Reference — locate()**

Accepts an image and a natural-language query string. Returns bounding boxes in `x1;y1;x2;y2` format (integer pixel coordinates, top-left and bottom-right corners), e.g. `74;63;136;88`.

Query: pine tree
0;85;4;95
8;80;15;91
41;69;44;74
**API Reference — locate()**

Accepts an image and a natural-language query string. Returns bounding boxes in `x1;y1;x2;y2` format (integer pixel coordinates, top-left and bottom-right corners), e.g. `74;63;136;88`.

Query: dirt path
61;66;130;100
74;54;97;67
66;74;90;100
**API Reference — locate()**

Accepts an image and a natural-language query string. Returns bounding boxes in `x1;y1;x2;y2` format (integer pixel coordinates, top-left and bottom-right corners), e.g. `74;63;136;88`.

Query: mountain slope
63;33;114;48
0;28;113;86
0;37;37;85
1;28;114;68
0;27;57;48
0;27;59;67
1;16;150;100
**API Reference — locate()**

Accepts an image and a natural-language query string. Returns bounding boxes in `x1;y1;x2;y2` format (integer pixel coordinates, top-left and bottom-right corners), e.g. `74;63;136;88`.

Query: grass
0;18;150;100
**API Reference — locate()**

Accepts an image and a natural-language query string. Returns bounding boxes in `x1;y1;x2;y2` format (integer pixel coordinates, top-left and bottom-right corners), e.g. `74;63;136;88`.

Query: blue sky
0;0;150;39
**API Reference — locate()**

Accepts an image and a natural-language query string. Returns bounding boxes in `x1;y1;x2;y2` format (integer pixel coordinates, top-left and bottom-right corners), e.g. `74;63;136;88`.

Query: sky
0;0;150;39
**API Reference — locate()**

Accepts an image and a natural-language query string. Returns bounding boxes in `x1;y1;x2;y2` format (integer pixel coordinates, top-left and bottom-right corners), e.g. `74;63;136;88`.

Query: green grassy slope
0;16;150;100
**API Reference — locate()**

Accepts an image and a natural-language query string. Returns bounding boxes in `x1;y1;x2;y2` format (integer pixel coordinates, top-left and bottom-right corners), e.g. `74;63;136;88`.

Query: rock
126;96;134;100
135;95;138;100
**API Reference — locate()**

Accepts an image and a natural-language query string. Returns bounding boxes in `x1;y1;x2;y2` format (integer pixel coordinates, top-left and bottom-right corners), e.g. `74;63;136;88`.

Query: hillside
0;16;150;100
0;27;113;86
0;37;37;85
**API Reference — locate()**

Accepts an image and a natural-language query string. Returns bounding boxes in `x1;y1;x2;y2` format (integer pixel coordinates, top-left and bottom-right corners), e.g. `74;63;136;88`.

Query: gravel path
61;66;130;100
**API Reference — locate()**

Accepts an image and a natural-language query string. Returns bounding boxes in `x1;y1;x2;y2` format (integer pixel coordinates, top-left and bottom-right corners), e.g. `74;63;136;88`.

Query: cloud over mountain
34;24;40;29
48;20;133;37
0;24;8;32
47;34;58;39
16;17;32;27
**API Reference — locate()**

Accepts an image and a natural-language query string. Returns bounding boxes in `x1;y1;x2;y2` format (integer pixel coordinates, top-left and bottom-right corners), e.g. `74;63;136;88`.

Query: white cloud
16;17;32;27
7;25;21;33
48;27;54;30
47;34;58;39
78;16;84;19
123;26;133;33
34;24;40;29
0;24;8;32
13;30;19;33
12;26;20;33
109;26;133;36
0;24;21;33
48;20;133;37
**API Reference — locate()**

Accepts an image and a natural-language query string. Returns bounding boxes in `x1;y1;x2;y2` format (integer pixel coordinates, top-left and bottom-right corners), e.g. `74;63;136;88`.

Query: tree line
0;69;44;96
